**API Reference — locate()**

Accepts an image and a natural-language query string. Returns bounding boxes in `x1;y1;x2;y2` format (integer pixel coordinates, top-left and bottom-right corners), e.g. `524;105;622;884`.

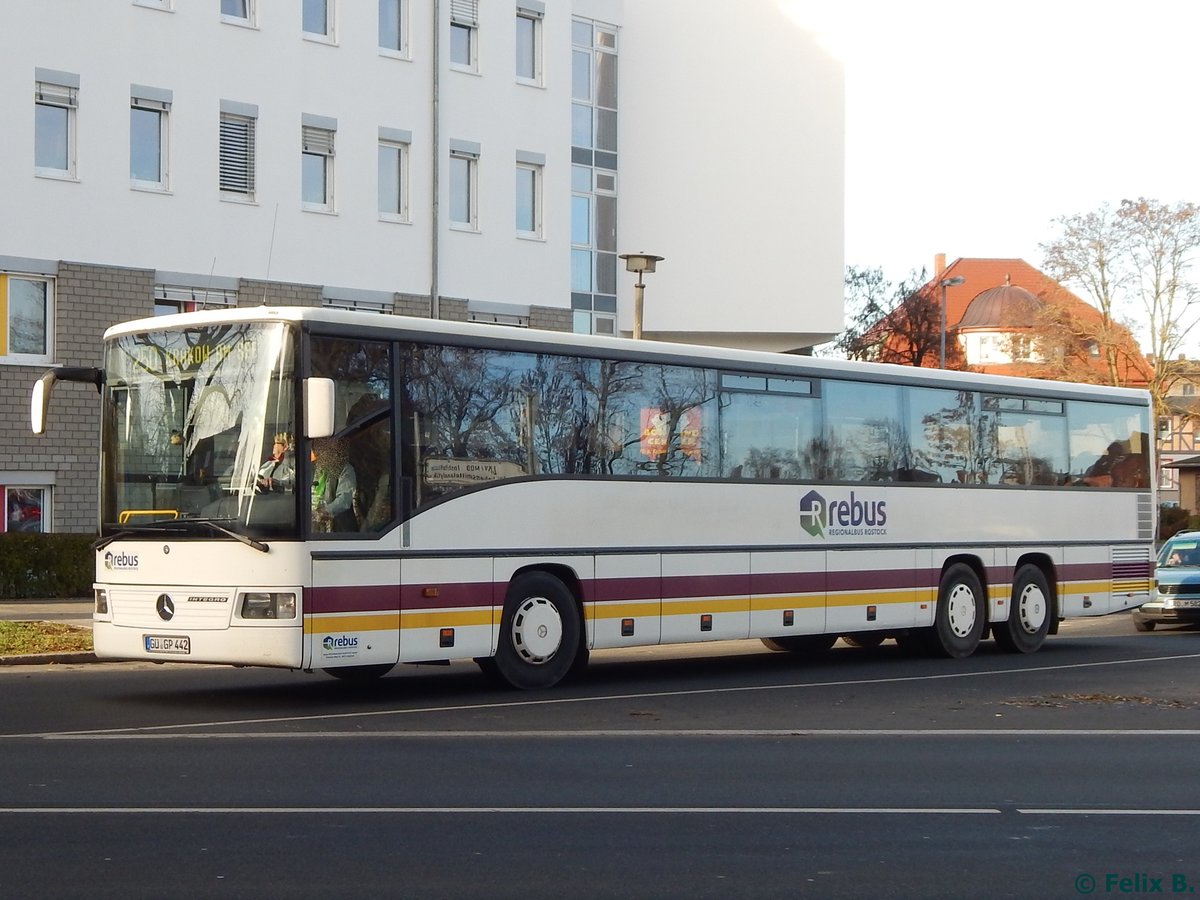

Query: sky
782;0;1200;287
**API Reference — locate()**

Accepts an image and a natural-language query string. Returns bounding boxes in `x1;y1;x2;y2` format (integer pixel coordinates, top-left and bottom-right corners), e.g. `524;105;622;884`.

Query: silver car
1134;531;1200;631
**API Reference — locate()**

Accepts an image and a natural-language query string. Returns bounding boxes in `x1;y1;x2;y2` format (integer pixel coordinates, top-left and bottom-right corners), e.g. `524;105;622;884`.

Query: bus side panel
591;554;661;649
308;557;399;670
826;548;923;635
749;550;825;639
398;557;495;662
1060;545;1115;616
661;552;750;643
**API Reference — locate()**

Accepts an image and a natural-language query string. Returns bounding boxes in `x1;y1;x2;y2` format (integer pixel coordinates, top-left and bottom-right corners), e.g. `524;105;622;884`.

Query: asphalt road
1;615;1198;899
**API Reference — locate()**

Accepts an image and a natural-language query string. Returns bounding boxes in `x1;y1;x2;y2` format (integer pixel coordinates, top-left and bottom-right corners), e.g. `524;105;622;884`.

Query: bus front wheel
992;564;1051;654
925;563;986;659
493;572;582;690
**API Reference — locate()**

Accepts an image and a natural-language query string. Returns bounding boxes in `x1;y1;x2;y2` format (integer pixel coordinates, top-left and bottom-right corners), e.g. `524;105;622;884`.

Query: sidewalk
0;597;97;666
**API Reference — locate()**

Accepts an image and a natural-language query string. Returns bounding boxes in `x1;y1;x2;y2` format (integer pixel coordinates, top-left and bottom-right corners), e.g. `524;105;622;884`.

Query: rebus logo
103;551;140;571
800;489;888;539
799;490;827;538
323;635;359;650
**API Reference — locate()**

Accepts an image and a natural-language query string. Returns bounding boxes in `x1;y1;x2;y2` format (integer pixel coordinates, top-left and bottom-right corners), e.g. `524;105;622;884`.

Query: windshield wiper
94;517;269;553
181;517;270;553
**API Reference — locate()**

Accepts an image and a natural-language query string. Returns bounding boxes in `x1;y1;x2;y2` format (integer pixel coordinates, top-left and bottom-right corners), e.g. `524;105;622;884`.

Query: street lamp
939;275;965;368
619;252;664;340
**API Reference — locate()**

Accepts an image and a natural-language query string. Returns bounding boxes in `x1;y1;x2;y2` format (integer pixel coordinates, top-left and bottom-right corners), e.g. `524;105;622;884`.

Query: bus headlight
94;588;108;615
239;592;297;620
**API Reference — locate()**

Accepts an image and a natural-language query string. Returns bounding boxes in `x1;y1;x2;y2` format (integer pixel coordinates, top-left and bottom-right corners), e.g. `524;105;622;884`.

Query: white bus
32;306;1155;688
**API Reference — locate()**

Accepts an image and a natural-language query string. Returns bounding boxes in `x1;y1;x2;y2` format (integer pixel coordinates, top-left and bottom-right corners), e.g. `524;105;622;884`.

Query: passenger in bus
256;432;295;493
311;437;358;532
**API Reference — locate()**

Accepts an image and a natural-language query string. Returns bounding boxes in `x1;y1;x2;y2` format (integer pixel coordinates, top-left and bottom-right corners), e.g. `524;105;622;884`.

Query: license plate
1176;600;1200;609
144;634;191;654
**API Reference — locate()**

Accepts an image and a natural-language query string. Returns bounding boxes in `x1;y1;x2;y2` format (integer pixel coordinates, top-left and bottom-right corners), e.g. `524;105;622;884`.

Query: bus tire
842;632;887;649
926;563;986;659
992;564;1052;654
761;634;836;653
324;664;394;682
493;572;581;690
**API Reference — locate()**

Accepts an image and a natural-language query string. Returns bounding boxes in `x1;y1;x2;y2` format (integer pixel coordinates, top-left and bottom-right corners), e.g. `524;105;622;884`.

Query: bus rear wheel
924;563;986;659
492;572;582;690
761;634;837;653
992;564;1051;654
842;632;887;649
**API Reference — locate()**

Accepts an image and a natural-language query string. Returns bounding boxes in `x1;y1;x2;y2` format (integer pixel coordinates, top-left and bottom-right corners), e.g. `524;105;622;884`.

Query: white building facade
0;0;844;533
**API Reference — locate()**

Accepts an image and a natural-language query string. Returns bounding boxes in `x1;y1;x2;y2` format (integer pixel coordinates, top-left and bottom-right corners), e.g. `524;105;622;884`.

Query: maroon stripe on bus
826;568;939;592
400;582;495;611
749;571;826;595
308;584;399;614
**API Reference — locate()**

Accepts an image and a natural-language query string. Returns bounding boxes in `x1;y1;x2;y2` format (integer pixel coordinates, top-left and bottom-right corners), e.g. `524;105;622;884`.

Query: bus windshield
99;321;298;539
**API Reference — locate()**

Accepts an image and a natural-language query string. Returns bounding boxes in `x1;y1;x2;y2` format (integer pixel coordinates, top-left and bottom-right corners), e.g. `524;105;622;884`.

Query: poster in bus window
640;408;702;460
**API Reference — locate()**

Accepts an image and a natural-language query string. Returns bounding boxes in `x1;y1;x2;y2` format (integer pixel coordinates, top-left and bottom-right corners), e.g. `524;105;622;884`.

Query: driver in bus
256;432;295;493
311;437;358;532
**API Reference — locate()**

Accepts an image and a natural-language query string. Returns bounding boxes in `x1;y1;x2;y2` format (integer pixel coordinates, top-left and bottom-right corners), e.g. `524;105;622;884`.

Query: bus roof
104;305;1152;406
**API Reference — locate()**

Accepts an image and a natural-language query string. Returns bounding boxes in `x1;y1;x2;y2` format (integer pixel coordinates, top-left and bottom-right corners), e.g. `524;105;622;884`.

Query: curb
0;652;99;666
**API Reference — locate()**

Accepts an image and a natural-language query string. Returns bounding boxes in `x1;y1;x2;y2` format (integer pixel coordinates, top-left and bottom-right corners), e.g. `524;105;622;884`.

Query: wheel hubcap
1016;583;1047;634
511;597;563;664
946;583;977;638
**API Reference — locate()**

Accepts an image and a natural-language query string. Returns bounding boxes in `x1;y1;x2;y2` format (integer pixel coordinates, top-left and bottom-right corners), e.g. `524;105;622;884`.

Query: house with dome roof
917;255;1151;385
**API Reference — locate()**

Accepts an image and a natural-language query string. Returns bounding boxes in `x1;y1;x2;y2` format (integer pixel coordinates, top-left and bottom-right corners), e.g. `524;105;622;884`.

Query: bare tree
829;266;965;368
1040;204;1129;385
1041;197;1200;411
1120;197;1200;410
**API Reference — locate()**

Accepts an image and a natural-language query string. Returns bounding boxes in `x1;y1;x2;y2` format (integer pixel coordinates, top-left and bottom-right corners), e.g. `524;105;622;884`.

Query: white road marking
0;806;1197;816
10;651;1200;740
35;729;1200;740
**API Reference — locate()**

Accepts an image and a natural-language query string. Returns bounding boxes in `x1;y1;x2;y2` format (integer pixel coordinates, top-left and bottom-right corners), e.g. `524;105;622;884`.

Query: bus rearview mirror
304;377;336;438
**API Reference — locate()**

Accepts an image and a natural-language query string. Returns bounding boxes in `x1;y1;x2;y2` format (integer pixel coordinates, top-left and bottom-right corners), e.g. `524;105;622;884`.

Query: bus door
398;556;495;663
307;554;400;671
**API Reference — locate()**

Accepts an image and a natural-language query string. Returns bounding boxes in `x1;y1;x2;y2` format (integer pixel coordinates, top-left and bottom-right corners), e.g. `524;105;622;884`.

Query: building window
221;0;255;25
34;72;78;178
516;3;544;84
450;0;478;70
515;161;542;237
3;486;48;533
0;273;53;363
130;87;171;190
378;129;411;221
449;141;479;229
302;118;336;211
303;0;335;41
219;104;257;200
134;0;174;10
379;0;406;55
154;282;238;316
569;18;619;335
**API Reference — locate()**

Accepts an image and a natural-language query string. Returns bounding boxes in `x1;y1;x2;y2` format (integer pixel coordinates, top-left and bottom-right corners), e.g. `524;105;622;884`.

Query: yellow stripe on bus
305;613;400;634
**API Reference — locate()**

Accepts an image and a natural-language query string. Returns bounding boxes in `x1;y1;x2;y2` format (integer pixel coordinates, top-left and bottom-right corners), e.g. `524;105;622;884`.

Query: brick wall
530;305;572;332
0;262;153;533
238;279;322;307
